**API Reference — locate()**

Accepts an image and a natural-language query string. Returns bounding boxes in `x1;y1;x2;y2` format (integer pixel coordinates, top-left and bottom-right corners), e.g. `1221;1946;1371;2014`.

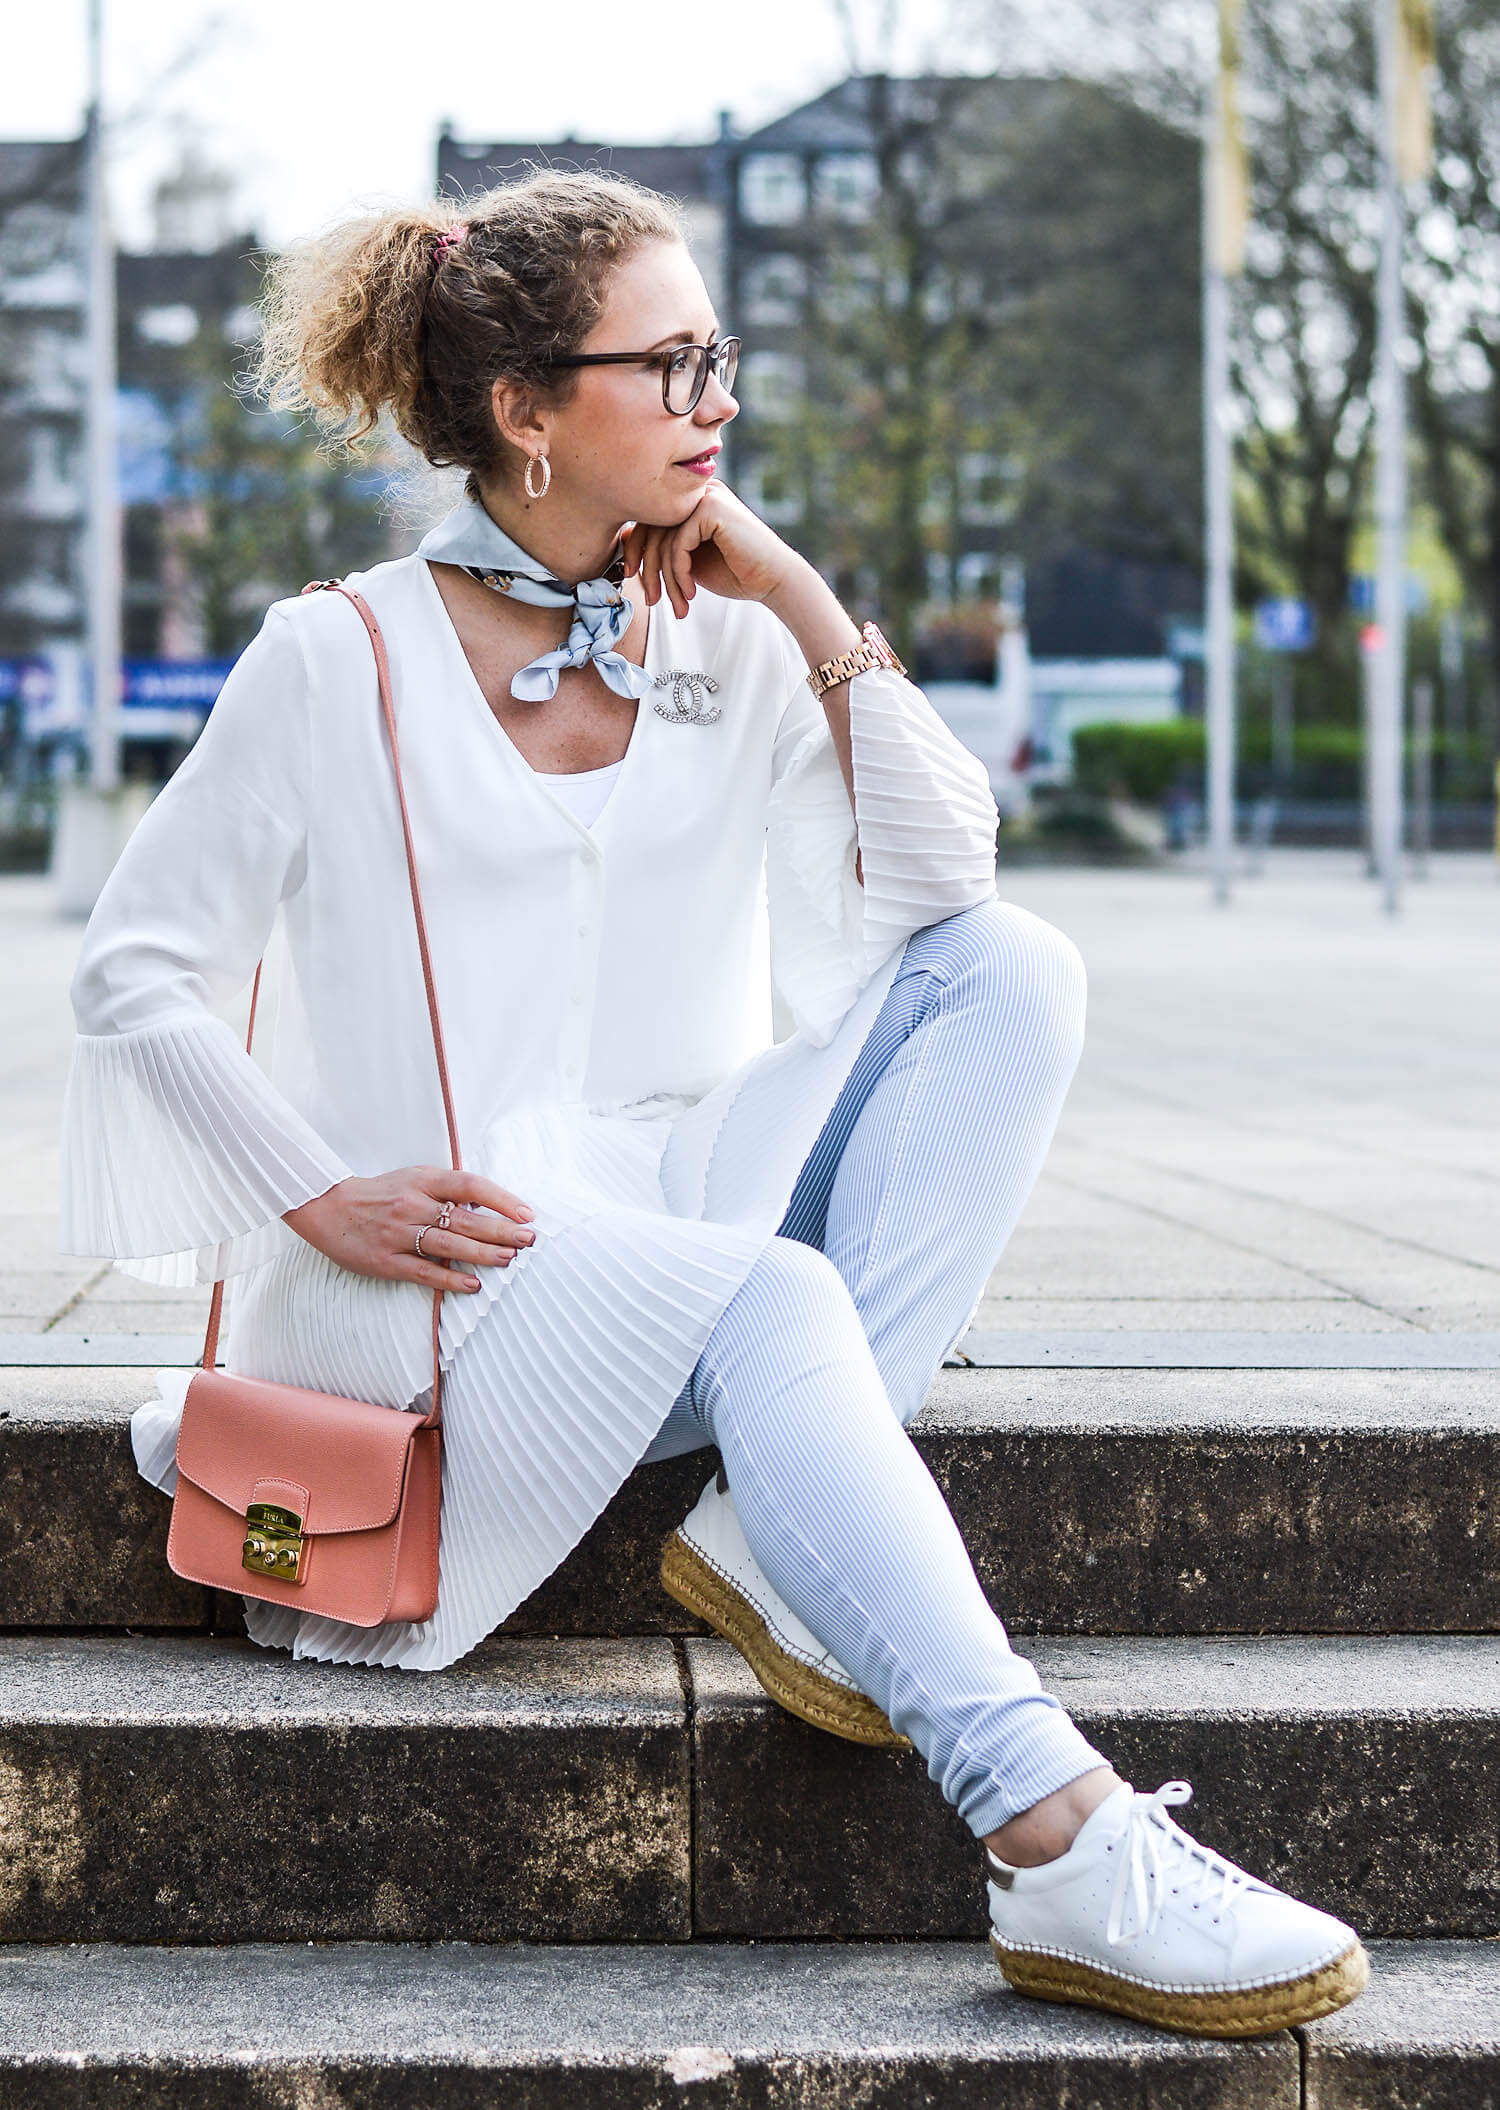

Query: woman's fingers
669;532;696;616
422;1206;534;1253
417;1226;525;1268
427;1168;534;1223
390;1254;482;1294
638;527;664;606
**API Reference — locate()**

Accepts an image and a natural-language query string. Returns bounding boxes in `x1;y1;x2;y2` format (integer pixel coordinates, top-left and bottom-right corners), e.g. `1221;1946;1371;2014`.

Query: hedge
1070;720;1495;804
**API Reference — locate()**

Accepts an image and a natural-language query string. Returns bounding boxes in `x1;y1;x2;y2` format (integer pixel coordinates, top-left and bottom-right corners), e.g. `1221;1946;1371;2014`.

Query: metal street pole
53;0;130;916
1410;673;1433;875
84;0;120;794
1202;17;1240;907
1370;0;1407;915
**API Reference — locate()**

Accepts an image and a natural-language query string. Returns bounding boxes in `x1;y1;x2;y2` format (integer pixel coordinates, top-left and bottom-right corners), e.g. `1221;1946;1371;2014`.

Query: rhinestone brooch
652;670;722;725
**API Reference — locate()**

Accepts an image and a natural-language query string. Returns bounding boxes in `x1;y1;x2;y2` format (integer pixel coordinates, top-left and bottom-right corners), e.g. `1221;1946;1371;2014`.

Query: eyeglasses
540;336;740;417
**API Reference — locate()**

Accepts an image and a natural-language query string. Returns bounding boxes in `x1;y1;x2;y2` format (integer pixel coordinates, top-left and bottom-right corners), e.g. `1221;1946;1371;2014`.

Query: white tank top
532;756;625;829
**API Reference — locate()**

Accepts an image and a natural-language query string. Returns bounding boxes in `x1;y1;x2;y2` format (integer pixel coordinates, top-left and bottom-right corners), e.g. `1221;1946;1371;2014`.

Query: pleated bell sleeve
58;606;353;1288
764;611;1001;1046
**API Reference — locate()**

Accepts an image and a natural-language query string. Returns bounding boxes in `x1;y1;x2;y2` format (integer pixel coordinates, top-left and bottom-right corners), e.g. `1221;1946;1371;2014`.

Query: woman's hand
283;1169;536;1294
621;481;810;617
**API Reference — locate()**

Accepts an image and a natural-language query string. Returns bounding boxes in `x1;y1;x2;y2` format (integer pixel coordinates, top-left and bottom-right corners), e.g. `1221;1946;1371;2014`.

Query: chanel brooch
652;670;722;725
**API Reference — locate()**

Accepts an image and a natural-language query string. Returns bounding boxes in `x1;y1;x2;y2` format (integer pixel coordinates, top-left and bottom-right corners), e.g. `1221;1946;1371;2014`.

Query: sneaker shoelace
1104;1780;1258;1947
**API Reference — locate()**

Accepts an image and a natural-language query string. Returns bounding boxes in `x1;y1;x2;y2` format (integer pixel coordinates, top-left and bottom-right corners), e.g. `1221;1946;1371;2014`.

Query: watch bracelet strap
806;621;906;700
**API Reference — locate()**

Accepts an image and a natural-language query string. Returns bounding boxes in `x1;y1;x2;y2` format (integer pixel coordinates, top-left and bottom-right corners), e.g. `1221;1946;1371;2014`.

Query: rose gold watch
805;621;907;700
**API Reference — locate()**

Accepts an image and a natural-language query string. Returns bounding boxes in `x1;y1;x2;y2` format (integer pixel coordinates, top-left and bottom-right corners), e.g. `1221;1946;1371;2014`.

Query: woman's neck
470;476;624;587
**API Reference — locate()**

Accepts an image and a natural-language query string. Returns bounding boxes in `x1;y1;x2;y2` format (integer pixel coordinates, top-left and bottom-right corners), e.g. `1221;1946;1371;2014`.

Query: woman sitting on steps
58;166;1368;2041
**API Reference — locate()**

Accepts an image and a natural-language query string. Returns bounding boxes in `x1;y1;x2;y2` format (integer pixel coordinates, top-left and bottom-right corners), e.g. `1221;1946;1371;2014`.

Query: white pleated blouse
58;549;1001;1670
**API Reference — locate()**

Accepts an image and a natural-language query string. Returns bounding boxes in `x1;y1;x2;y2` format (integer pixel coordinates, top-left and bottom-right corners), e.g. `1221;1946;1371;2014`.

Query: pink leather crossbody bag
166;580;457;1627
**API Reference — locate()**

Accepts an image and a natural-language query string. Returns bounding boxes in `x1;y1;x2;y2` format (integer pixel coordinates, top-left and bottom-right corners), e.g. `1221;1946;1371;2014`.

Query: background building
437;122;731;316
0;137;88;666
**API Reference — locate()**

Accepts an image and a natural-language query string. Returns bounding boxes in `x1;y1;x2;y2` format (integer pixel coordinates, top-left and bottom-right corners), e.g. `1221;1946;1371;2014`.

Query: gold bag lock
242;1501;305;1582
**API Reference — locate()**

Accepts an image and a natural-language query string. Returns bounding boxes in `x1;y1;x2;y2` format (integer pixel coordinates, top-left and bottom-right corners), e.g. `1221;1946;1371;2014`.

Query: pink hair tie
433;222;469;266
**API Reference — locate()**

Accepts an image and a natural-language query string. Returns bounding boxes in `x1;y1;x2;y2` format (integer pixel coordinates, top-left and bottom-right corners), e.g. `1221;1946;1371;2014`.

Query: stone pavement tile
0;1145;63;1218
0;1216;82;1271
92;1266;212;1305
972;1296;1412;1333
1044;1147;1500;1325
50;1297;213;1334
1076;1123;1500;1271
997;1218;1324;1300
0;1270;100;1324
1381;1299;1500;1330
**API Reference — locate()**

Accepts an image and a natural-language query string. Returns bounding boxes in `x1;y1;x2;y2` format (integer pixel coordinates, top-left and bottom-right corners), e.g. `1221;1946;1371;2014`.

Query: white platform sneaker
660;1467;911;1748
986;1778;1369;2037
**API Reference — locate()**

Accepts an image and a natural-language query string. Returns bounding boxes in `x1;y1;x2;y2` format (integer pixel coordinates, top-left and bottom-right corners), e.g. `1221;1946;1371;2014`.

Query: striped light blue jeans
639;898;1111;1838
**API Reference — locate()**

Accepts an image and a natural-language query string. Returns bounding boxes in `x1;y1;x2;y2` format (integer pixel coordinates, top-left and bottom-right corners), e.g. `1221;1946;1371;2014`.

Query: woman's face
526;238;739;529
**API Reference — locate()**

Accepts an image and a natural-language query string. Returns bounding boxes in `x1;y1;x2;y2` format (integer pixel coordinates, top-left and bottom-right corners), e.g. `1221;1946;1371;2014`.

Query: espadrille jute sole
989;1930;1369;2039
660;1531;911;1749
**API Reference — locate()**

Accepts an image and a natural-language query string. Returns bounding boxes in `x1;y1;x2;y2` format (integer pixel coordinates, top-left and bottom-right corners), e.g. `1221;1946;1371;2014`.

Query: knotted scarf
416;493;651;703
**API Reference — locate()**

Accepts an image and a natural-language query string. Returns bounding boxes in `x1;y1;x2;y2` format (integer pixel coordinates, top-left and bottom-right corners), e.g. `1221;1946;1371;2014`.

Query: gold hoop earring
524;454;551;500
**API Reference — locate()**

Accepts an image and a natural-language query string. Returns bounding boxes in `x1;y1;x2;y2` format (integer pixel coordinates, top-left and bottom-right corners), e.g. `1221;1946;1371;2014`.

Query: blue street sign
1252;598;1318;653
0;659;44;705
122;660;234;709
3;657;232;740
1349;574;1431;615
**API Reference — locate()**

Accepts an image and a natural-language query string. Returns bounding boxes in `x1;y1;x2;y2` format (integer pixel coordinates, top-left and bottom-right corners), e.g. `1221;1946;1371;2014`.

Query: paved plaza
3;850;1498;1359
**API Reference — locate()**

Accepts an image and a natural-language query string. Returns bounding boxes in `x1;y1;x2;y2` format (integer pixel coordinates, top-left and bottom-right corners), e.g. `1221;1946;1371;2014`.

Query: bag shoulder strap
200;579;459;1431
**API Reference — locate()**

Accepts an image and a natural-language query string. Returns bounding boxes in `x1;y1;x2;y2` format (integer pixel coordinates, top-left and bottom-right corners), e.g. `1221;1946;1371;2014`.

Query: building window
738;455;804;526
123;503;164;586
36;423;79;487
0;202;70;276
135;304;199;347
738;351;804;423
818;254;882;325
28;523;73;585
812;152;879;222
959;452;1023;525
742;254;807;328
740;154;806;226
956;551;1002;601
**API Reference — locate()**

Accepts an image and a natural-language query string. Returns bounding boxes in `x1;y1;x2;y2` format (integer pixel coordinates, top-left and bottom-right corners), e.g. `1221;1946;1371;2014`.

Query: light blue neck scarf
416;492;651;704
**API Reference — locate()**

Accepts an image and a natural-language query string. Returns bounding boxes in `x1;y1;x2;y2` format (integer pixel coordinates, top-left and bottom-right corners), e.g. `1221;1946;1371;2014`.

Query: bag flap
175;1369;426;1534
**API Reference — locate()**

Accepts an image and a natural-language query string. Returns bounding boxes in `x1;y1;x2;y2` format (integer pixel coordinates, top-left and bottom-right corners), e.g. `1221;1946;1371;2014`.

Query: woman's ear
490;375;548;458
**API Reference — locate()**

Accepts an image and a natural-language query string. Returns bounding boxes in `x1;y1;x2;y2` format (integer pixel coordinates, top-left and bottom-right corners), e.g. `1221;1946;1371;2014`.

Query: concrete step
688;1633;1500;1944
5;1365;1497;1638
0;1939;1306;2108
0;1634;690;1944
0;1631;1491;1944
1301;1939;1500;2107
0;1939;1487;2108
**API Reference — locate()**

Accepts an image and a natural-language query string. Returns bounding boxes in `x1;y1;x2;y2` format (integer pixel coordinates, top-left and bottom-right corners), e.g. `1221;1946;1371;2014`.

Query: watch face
863;624;903;673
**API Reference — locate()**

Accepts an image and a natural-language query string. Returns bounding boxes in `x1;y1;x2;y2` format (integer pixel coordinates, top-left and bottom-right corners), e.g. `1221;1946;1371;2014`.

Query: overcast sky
3;0;965;250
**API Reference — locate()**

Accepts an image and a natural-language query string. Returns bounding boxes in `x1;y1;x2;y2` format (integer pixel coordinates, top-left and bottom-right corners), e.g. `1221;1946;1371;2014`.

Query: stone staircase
0;1360;1494;2104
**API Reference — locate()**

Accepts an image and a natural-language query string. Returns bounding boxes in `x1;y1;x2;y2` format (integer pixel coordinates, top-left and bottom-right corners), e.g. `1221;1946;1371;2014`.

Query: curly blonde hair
253;167;685;485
